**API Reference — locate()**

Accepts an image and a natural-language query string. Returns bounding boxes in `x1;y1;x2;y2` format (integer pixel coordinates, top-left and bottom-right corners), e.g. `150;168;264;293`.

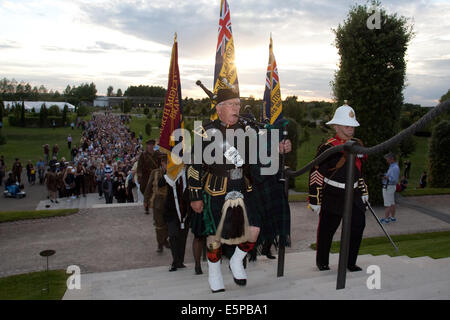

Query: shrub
429;120;450;187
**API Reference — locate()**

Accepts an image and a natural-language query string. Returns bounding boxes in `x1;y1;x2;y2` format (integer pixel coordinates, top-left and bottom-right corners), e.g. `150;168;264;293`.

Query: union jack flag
216;2;232;56
211;0;239;120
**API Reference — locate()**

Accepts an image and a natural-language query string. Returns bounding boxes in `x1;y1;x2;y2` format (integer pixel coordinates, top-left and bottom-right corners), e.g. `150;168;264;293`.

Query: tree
332;1;413;204
124;85;166;97
20;101;26;126
62;105;68;125
39;104;48;127
0;100;5;145
429;120;450;187
107;86;114;97
123;99;132;113
440;89;450;103
117;88;123;97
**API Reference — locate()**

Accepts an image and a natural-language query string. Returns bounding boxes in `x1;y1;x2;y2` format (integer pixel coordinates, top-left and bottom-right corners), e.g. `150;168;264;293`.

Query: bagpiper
188;88;258;293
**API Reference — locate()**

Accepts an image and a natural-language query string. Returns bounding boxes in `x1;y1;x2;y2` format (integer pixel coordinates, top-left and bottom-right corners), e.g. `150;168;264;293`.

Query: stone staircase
63;251;450;300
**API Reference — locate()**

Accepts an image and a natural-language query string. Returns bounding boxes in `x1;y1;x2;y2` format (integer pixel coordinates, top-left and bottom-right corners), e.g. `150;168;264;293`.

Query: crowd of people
0;114;145;204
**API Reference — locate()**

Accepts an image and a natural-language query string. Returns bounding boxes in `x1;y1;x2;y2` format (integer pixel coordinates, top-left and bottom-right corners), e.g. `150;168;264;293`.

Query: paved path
1;195;449;278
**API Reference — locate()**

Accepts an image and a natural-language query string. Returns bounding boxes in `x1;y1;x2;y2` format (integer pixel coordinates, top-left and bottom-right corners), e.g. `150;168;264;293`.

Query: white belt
324;178;358;189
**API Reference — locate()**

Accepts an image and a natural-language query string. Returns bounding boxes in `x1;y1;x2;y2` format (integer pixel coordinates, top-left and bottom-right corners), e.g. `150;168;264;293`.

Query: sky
0;0;449;106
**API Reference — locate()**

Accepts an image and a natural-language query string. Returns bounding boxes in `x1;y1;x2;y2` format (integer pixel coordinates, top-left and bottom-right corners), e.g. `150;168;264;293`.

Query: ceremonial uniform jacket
308;135;368;216
187;119;252;202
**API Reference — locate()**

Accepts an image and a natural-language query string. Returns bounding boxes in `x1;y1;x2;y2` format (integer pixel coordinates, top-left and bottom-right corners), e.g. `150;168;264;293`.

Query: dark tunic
187;120;254;240
308;135;369;267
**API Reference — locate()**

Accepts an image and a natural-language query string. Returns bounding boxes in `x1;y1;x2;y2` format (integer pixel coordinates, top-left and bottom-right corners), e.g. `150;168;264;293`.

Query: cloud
0;40;21;49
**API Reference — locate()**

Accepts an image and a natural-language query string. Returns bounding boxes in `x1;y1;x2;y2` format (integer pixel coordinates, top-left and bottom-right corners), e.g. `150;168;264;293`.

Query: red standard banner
159;33;184;181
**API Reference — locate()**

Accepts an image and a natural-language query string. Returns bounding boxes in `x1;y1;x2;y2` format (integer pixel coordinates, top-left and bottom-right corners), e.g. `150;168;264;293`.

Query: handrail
285;99;450;178
278;98;450;289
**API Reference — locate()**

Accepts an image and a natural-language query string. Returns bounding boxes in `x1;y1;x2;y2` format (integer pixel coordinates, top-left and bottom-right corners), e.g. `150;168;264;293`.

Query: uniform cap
216;88;240;105
326;104;360;127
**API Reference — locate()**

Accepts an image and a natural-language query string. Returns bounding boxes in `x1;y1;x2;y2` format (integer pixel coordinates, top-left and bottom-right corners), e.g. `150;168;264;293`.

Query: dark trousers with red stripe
316;205;365;267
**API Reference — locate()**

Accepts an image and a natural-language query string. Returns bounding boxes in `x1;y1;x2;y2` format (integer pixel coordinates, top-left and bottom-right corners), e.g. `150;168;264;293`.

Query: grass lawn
310;231;450;259
0;209;79;223
128;115;161;142
288;193;308;202
0;118;83;167
402;187;450;197
405;136;430;188
0;270;69;300
294;128;328;192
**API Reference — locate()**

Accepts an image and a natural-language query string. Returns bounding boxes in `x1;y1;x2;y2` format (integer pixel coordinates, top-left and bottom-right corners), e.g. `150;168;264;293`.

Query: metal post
277;171;289;277
46;256;50;294
336;141;356;290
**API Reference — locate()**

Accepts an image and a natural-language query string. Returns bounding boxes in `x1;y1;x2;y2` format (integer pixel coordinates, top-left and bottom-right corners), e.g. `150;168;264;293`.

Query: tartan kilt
249;175;291;247
192;189;259;238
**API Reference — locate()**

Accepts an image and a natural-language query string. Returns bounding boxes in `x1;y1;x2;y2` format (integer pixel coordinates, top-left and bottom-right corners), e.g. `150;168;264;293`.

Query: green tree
62;105;68;125
117;88;123;97
107;86;114;97
0;100;5;145
124;85;166;97
48;105;61;116
123;99;132;113
145;123;152;136
39;104;48;127
20;101;25;126
332;2;413;204
440;89;450;103
429;120;450;187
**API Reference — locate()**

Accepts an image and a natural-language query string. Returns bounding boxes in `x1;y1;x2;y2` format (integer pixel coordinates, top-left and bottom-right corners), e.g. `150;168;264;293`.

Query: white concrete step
63;251;450;300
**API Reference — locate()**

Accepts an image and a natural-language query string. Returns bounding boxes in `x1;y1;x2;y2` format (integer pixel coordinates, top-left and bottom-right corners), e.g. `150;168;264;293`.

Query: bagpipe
195;80;269;130
195;80;289;182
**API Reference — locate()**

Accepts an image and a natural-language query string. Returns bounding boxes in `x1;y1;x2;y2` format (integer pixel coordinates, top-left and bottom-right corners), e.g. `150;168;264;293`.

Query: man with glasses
188;88;291;293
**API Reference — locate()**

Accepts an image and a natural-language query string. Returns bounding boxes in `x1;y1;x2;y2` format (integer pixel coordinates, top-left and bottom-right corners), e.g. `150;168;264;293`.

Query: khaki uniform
137;151;159;195
144;168;169;247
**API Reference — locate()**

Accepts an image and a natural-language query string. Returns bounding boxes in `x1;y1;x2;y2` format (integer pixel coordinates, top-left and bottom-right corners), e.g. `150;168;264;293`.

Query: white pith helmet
326;101;360;127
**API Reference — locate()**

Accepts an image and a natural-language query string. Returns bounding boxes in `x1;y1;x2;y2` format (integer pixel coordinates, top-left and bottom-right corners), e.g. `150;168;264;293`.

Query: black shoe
317;264;330;271
233;278;247;286
195;266;203;275
266;252;276;259
248;250;257;262
348;265;362;272
211;288;225;293
169;265;177;272
175;263;186;269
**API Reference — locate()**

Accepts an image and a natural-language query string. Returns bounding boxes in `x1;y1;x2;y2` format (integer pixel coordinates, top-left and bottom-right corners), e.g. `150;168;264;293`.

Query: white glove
362;194;369;204
309;204;321;215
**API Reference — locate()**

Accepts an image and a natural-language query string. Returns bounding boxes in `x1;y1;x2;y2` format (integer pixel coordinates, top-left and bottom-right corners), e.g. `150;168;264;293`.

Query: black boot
261;240;276;259
248;248;257;262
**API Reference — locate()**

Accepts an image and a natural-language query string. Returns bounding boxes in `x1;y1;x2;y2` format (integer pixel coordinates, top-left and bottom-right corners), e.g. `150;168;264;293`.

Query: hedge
8;115;70;128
